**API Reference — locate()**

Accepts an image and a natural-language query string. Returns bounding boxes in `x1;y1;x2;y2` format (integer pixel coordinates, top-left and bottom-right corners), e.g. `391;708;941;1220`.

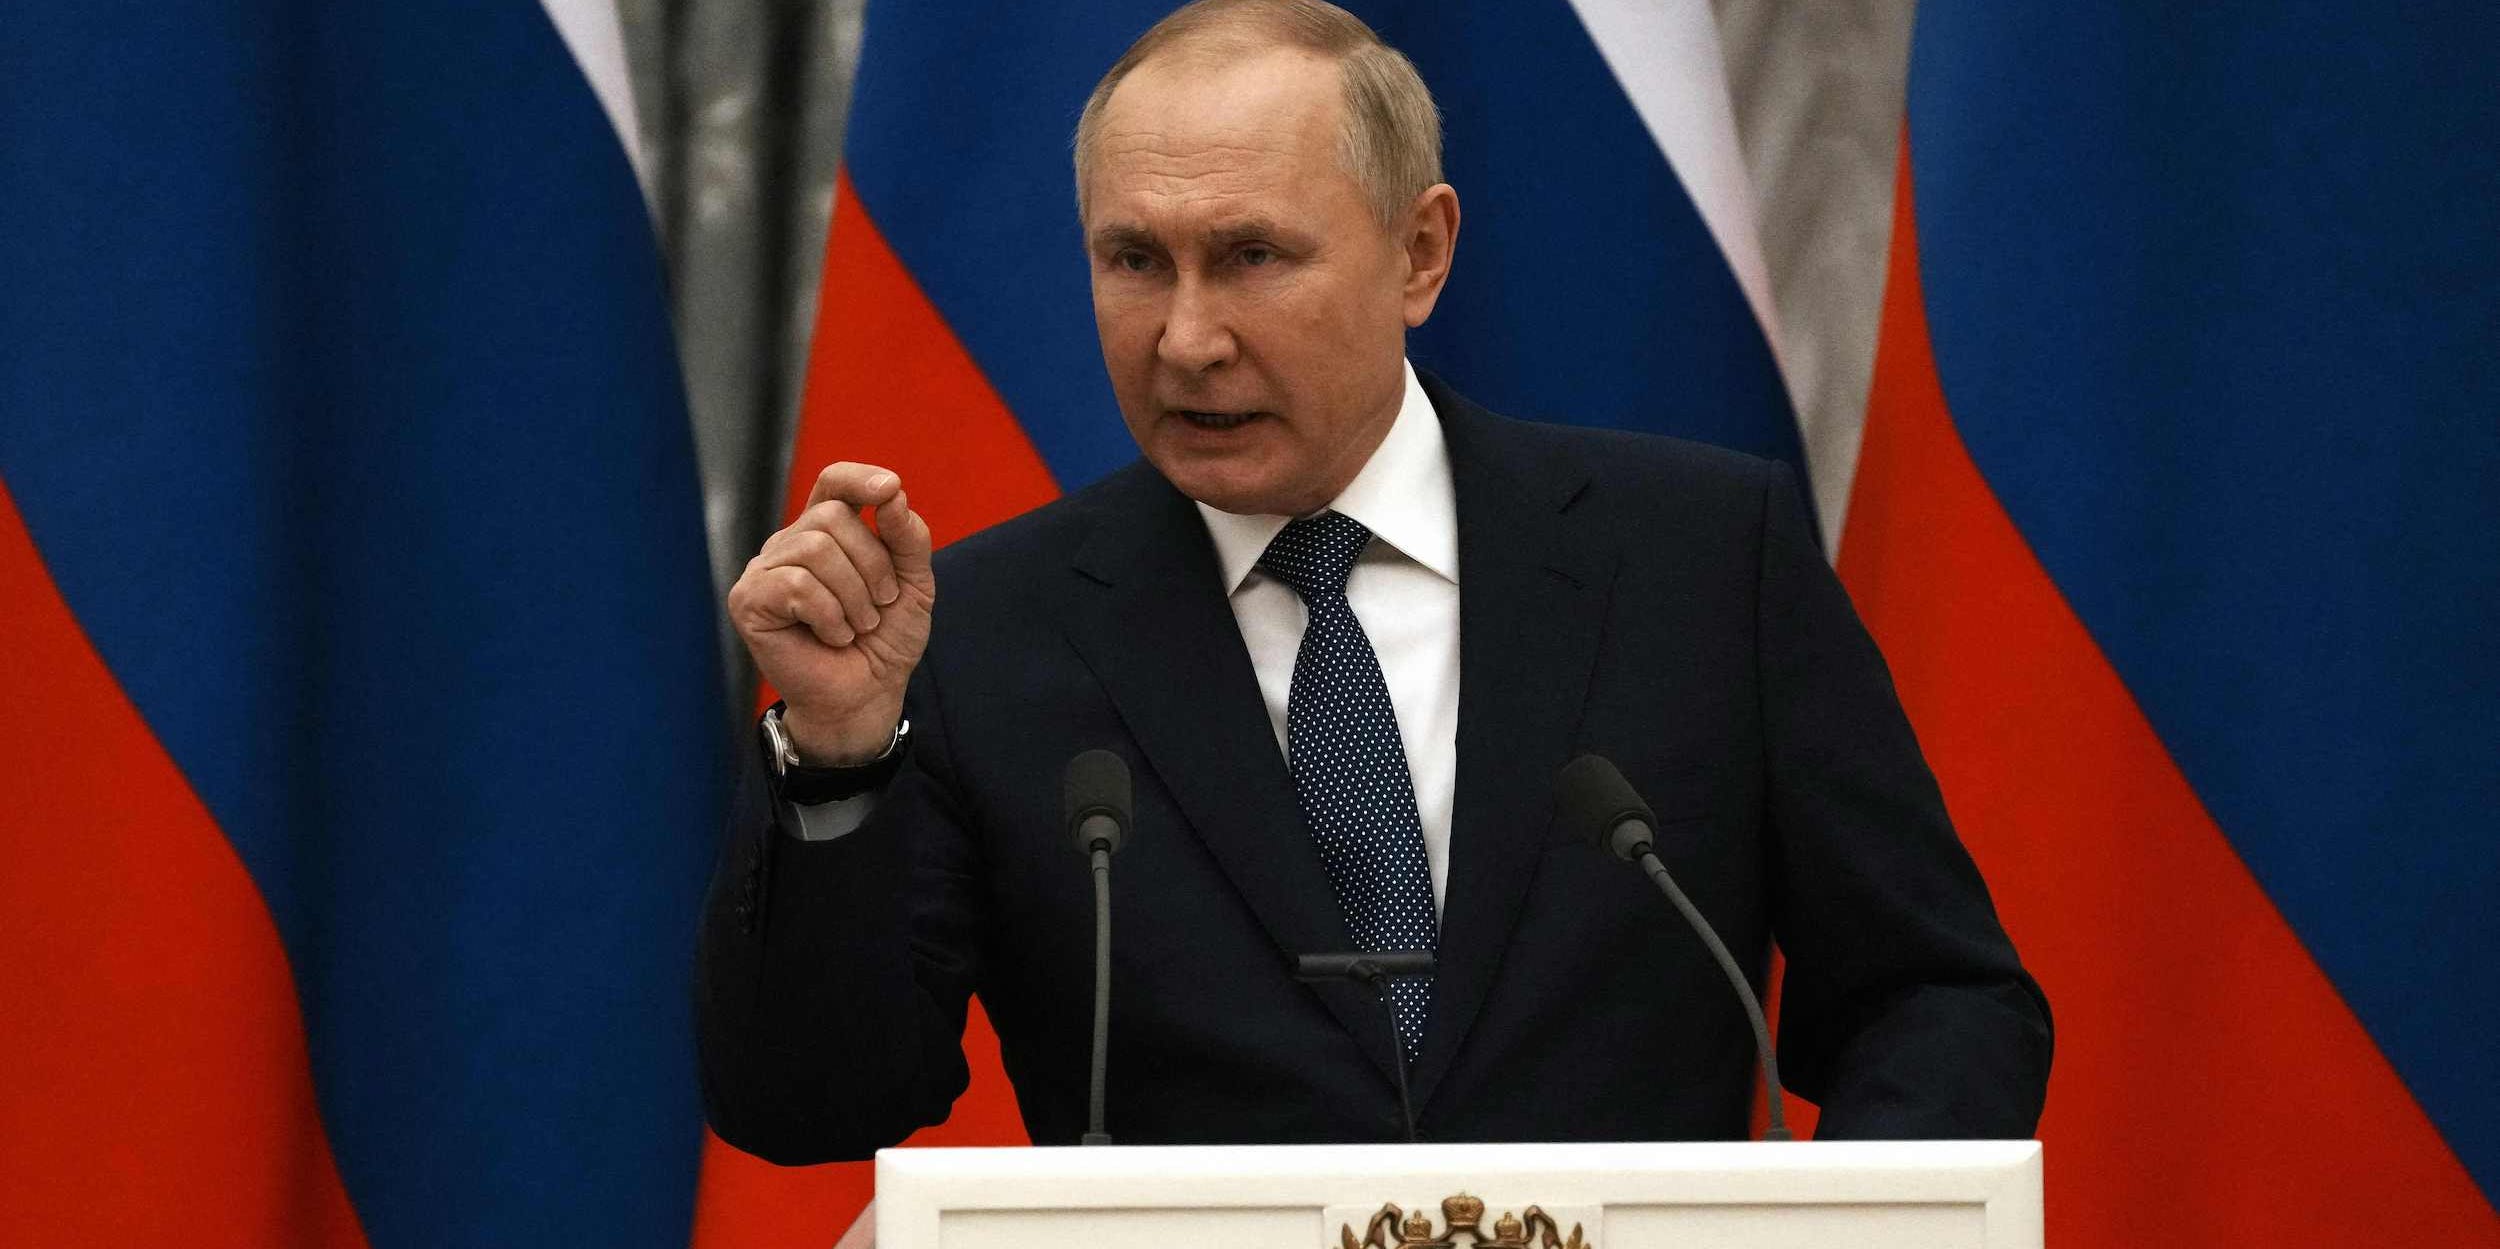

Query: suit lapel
1061;467;1410;1090
1409;383;1615;1112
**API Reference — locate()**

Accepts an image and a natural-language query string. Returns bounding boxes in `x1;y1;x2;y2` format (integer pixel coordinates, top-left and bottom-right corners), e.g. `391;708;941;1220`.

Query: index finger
804;461;904;511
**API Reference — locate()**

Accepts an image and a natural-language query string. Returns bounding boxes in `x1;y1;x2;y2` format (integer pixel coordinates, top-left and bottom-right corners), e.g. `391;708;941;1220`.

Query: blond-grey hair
1071;0;1444;227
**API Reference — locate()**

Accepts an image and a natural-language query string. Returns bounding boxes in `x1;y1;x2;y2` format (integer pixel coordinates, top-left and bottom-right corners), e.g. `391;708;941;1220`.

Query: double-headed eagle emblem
1340;1193;1588;1249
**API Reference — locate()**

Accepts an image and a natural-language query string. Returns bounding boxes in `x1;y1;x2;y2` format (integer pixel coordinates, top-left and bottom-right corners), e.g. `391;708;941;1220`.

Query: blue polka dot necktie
1258;511;1436;1063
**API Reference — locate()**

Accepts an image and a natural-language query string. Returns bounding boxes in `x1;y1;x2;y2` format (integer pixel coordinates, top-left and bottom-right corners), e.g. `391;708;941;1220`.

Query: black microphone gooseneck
1556;754;1793;1141
1293;950;1436;1144
1063;749;1133;1146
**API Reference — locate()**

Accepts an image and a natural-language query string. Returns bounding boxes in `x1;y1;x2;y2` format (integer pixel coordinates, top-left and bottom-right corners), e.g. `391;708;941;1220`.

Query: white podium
876;1140;2042;1248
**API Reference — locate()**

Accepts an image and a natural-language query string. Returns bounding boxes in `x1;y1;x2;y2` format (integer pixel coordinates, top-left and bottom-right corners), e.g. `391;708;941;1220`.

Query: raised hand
726;462;936;764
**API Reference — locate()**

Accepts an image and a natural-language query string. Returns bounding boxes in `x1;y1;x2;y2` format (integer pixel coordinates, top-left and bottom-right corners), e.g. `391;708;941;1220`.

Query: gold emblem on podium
1339;1193;1589;1248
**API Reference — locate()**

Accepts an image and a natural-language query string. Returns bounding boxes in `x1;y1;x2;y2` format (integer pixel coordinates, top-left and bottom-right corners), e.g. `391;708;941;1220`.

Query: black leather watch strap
759;702;911;806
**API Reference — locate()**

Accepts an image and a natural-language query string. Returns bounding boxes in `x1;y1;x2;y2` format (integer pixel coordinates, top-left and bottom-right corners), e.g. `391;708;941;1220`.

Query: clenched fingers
785;498;900;606
753;527;882;638
731;563;857;648
801;461;934;584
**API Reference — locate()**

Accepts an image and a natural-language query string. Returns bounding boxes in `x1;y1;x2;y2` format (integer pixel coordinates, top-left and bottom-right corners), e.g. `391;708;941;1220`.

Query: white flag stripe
538;0;654;203
1565;0;1787;365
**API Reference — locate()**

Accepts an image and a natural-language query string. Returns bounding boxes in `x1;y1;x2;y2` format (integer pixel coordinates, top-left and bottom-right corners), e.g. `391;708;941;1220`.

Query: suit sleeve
694;660;985;1164
1753;462;2054;1139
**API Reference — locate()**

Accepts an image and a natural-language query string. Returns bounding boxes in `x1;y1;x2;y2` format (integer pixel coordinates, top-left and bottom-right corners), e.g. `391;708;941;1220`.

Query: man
700;0;2048;1161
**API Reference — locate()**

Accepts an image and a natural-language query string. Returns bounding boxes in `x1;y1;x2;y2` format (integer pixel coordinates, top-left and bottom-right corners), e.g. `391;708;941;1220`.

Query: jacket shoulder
1424;368;1787;509
1458;403;1792;534
1524;416;1781;486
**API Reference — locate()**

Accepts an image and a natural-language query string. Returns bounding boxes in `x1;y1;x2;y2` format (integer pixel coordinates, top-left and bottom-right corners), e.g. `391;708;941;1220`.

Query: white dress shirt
1193;360;1460;911
795;360;1462;902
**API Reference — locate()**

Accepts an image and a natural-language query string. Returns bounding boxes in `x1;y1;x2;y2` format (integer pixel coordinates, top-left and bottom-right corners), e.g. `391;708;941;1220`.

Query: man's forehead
1099;44;1343;144
1082;133;1364;242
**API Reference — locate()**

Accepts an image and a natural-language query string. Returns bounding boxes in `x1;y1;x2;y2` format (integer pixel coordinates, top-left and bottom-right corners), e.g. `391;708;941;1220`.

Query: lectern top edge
876;1138;2043;1182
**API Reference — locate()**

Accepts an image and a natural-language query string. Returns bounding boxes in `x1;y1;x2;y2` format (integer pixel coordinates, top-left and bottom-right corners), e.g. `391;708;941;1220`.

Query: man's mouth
1171;409;1262;430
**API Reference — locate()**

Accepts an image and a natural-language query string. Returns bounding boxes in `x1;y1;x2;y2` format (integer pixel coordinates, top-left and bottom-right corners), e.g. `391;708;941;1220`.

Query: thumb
877;489;935;583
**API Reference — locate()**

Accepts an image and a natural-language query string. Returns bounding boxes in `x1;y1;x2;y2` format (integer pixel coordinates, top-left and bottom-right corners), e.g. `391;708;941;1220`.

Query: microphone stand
1560;753;1792;1141
1082;843;1113;1146
1631;845;1791;1141
1294;951;1435;1144
1063;748;1131;1147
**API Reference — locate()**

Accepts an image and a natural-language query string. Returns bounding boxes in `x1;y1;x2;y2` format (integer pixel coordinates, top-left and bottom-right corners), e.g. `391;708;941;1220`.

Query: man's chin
1171;477;1281;517
1194;491;1292;517
1152;457;1307;518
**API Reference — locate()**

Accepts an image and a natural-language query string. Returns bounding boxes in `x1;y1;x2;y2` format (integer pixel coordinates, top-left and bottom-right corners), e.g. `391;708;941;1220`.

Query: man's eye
1115;250;1155;273
1238;245;1274;267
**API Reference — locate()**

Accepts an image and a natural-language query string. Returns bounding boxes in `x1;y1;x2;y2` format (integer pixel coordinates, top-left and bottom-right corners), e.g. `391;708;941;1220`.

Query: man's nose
1156;275;1237;373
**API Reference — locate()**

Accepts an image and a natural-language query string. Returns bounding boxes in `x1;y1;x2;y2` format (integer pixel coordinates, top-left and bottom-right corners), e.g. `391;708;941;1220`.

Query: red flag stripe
780;170;1062;539
0;482;367;1249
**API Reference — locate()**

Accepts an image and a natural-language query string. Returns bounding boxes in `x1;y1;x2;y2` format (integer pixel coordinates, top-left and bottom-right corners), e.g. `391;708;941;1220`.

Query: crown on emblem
1340;1195;1590;1249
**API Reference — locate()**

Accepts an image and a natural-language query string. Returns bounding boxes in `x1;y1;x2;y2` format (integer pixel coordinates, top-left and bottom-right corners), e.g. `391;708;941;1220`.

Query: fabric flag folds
689;3;1797;1246
1843;6;2500;1245
0;3;726;1246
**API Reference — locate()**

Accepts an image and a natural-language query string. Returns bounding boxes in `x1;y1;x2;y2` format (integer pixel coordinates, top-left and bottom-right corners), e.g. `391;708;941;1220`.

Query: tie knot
1258;511;1373;601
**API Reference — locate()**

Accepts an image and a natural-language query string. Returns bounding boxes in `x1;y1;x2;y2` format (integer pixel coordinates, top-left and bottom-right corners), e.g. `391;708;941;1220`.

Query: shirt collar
1196;359;1459;593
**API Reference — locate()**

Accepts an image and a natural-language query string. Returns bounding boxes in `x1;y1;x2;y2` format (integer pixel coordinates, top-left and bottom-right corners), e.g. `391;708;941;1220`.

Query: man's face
1082;48;1431;517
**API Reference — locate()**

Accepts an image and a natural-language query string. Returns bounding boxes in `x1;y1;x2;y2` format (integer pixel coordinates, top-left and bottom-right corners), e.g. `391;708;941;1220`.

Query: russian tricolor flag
3;3;725;1245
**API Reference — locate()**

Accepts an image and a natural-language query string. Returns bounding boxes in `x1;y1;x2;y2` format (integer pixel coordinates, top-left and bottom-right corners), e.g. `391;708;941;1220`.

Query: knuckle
823;558;867;592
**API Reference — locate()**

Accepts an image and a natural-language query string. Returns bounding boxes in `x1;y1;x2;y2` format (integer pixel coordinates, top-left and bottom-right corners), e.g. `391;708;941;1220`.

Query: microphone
1556;754;1793;1141
1293;951;1436;1144
1062;749;1132;1146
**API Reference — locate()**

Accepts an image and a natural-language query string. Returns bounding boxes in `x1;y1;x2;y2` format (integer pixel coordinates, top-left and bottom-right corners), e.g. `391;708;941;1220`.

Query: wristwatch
758;702;911;805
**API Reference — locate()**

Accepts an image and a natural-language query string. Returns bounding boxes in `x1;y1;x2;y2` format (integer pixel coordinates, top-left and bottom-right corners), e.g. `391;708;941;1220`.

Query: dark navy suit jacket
697;376;2051;1162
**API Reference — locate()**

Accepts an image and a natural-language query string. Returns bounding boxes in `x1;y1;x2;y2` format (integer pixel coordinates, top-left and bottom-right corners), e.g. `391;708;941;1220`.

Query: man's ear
1400;184;1461;328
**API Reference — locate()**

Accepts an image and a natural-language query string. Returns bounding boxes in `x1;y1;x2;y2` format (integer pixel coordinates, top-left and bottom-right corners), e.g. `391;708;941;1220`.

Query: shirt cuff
788;791;880;843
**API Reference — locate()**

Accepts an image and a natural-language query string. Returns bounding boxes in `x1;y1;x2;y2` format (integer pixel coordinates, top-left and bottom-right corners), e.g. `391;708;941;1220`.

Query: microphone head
1062;748;1133;855
1556;753;1656;862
